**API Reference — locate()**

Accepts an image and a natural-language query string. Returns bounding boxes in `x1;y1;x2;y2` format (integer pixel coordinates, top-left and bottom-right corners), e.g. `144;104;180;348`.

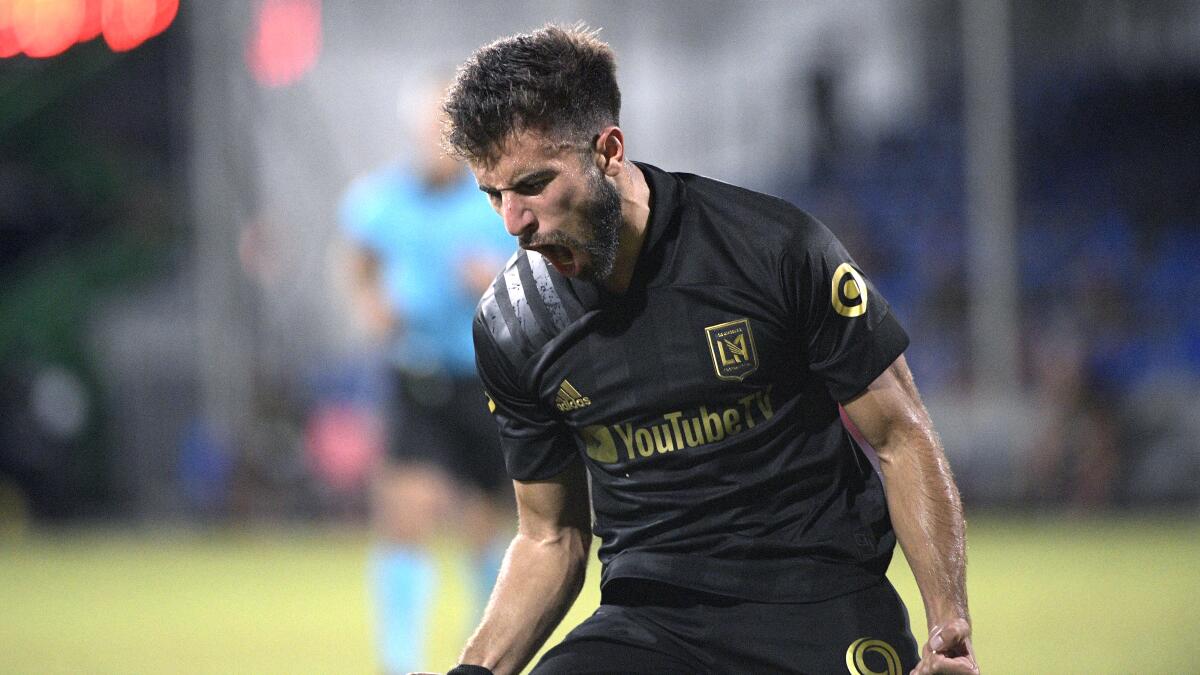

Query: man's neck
604;162;651;295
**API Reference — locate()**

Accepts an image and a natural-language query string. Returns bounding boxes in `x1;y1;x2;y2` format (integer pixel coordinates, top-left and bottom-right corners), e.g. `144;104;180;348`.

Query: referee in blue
341;88;516;673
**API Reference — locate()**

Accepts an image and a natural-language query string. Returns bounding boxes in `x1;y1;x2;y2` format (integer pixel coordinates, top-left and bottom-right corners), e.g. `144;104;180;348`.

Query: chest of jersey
535;282;825;471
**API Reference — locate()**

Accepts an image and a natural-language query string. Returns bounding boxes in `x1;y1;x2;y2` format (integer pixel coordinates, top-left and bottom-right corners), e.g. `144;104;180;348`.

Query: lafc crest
705;318;758;381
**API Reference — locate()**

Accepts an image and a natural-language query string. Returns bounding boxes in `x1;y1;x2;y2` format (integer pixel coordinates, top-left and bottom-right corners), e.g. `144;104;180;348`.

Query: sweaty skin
842;355;979;675
455;463;592;674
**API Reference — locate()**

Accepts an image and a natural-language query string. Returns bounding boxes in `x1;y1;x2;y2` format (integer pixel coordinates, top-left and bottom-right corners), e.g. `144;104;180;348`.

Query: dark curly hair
442;23;620;166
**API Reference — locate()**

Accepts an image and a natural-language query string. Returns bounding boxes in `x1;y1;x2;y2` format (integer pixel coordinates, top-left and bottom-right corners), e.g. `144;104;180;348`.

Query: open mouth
528;244;577;276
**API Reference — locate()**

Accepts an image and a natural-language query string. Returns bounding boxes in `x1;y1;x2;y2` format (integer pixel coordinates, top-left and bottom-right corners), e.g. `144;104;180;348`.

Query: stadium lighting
101;0;178;52
8;0;85;58
76;0;100;41
0;0;176;58
0;2;25;57
245;0;322;88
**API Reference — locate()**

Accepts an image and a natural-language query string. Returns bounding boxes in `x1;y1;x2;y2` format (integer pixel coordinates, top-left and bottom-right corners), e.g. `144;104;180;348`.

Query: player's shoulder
674;171;834;255
474;248;589;372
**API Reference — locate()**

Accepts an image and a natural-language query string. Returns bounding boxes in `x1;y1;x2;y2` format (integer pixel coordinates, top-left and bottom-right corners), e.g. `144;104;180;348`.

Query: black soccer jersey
473;162;909;602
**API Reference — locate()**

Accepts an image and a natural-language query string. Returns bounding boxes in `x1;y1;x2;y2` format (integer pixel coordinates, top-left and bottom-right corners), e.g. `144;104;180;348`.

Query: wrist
447;665;494;675
925;599;970;626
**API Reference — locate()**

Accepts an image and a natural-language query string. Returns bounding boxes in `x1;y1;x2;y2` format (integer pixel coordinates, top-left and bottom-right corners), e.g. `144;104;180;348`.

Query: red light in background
77;0;101;42
147;0;173;35
0;0;172;58
101;0;175;52
10;0;86;58
246;0;322;88
101;0;153;51
0;1;22;58
305;403;382;492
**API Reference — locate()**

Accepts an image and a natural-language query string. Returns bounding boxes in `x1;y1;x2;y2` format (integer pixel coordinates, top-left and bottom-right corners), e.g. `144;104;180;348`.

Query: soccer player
437;24;978;675
340;87;515;674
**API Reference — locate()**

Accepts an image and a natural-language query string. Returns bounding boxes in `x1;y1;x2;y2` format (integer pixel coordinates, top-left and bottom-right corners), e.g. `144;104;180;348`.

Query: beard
519;166;623;283
576;167;623;283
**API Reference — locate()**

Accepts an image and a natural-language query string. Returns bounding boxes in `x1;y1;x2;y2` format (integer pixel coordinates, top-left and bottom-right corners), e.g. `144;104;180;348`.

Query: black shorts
387;368;507;495
533;578;919;675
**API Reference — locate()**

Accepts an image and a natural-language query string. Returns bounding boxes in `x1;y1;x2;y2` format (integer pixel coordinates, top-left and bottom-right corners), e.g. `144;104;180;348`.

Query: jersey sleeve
784;221;909;402
472;315;580;481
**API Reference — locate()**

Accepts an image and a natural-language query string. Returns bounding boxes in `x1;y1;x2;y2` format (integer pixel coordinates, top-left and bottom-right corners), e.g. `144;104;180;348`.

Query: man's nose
501;194;536;237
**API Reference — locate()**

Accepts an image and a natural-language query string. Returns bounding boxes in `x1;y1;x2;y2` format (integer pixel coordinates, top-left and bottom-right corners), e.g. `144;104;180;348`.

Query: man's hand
912;618;978;675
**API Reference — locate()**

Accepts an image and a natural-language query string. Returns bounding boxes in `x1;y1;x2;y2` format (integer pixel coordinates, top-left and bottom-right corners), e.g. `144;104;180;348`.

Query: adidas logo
556;379;592;412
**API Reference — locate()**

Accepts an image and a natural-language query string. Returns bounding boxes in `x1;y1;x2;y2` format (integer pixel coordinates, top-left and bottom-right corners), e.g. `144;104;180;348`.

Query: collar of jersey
564;161;682;307
633;160;682;257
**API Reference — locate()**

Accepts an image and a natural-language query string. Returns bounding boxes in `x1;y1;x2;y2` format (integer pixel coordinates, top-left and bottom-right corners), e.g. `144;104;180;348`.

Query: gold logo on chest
704;318;759;382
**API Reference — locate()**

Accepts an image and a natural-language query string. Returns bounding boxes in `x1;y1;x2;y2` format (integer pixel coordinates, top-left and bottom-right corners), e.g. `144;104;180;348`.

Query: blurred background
1;1;1198;673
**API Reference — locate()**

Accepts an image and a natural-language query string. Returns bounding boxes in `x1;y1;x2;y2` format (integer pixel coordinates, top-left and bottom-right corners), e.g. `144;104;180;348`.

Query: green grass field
1;515;1197;674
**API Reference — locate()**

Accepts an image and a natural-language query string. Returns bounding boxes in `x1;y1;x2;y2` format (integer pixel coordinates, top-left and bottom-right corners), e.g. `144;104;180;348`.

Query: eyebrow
477;169;557;195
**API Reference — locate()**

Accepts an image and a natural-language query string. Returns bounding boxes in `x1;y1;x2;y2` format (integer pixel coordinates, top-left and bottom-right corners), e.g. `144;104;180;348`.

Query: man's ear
594;126;625;177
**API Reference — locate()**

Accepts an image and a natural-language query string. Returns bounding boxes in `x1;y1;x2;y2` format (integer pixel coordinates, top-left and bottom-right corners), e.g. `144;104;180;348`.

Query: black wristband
447;666;493;675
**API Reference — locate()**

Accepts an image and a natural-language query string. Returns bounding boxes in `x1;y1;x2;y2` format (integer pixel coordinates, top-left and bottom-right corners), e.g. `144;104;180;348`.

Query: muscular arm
842;355;978;675
458;460;592;675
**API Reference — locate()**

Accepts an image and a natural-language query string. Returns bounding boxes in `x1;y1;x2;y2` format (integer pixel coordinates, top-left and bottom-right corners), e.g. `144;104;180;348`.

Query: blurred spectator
788;67;1200;510
1025;325;1121;508
338;85;515;674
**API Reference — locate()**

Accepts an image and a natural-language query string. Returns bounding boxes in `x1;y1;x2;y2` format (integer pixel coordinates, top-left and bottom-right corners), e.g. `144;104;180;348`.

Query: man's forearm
877;428;969;627
458;528;590;675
